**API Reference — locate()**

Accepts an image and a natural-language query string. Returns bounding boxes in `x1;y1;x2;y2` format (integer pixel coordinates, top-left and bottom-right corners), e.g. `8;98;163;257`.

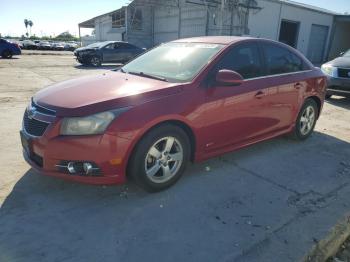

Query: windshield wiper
127;71;168;82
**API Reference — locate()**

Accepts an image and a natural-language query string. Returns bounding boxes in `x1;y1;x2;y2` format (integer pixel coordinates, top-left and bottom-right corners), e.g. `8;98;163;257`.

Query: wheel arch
305;95;322;119
125;119;197;178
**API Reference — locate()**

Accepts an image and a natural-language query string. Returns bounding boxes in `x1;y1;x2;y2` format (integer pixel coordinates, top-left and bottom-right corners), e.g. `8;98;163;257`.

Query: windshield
121;42;224;82
86;42;108;48
343;49;350;57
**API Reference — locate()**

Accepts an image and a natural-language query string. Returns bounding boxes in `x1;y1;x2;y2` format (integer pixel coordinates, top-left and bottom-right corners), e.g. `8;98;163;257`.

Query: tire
128;124;190;192
90;56;102;67
290;99;319;140
325;93;332;99
2;50;13;59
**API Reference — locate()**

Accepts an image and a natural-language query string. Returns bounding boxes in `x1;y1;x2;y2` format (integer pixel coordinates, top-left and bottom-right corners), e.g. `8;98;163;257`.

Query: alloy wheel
144;136;183;183
91;57;100;66
299;105;316;136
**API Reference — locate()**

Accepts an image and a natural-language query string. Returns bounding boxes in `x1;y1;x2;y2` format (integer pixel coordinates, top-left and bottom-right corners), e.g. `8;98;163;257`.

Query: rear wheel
90;56;102;67
128;124;190;192
1;50;12;59
290;99;318;140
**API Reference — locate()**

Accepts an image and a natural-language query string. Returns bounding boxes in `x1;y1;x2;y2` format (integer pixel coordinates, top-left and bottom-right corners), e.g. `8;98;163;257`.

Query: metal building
78;0;350;64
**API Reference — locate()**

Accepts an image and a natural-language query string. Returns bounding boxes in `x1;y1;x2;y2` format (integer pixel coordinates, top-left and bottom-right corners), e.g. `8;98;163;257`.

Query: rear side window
262;43;307;75
215;43;263;79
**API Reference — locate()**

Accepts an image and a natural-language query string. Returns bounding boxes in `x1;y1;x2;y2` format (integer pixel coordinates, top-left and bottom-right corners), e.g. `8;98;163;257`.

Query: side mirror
216;69;244;86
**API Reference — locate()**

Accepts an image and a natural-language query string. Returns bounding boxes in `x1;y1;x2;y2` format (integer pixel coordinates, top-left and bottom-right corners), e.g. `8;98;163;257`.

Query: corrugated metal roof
79;7;126;28
79;0;340;28
173;36;253;44
276;0;340;15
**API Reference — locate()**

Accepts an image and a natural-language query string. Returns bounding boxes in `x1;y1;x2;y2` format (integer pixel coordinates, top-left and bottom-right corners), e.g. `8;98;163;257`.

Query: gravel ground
0;54;350;262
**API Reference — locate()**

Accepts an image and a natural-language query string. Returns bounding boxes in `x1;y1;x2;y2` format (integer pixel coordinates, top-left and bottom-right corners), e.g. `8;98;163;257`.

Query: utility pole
219;0;225;35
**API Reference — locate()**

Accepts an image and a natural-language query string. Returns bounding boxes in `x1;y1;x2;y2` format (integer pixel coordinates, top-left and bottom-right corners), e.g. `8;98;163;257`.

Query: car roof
101;41;129;44
172;36;254;45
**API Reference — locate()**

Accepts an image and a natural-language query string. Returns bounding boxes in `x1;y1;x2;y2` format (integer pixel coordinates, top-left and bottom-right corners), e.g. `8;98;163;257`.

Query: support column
78;25;82;46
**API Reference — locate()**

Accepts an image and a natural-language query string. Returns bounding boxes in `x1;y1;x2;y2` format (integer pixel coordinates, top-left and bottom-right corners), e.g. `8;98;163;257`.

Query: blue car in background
0;39;21;58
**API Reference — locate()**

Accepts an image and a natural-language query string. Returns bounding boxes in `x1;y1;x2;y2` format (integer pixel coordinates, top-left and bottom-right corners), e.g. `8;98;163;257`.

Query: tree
54;31;78;41
24;19;29;37
28;20;33;36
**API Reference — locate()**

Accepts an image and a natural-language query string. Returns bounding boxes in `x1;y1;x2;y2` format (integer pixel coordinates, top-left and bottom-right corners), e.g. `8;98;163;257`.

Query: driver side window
105;44;115;49
215;43;263;79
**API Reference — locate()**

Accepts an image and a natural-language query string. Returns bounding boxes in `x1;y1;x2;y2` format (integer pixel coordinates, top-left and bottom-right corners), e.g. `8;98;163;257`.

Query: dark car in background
52;42;65;51
321;49;350;98
0;38;21;58
74;41;144;66
38;41;52;50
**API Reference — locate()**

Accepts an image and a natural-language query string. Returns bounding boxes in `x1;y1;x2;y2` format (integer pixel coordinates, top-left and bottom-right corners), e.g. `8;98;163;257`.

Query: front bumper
326;76;350;96
74;53;93;64
20;115;131;185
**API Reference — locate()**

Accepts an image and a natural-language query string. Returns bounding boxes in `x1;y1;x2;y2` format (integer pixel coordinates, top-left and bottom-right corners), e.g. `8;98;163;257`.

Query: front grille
23;110;50;136
338;68;350;78
32;100;56;116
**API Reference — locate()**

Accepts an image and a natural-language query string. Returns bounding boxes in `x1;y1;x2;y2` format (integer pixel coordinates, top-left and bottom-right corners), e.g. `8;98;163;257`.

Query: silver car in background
321;49;350;98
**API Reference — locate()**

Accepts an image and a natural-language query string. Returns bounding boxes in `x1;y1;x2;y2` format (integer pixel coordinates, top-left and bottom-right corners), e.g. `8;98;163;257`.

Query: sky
0;0;349;37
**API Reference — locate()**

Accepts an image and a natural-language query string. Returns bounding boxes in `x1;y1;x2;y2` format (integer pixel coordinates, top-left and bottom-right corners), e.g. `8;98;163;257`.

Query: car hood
327;56;350;68
34;71;182;117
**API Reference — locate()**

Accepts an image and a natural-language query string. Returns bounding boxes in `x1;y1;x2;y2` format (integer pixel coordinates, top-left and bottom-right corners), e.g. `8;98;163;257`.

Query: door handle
254;91;265;99
294;83;302;89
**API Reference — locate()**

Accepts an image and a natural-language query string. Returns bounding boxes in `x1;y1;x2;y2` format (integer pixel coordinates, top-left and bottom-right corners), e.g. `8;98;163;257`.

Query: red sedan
21;36;326;192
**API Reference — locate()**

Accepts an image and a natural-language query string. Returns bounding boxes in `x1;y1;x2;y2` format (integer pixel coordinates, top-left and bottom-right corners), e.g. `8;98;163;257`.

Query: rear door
113;43;138;62
307;24;329;64
260;42;310;129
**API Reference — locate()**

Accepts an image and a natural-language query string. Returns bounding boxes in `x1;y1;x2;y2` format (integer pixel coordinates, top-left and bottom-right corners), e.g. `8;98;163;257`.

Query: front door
112;43;136;62
102;43;118;62
199;42;279;152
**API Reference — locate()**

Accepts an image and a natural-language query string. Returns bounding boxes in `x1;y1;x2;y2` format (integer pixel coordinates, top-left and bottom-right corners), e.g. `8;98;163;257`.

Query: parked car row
74;41;145;66
7;39;79;51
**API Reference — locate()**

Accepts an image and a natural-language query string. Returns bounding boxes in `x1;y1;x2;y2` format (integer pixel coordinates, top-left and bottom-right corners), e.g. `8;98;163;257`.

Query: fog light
56;160;101;176
83;162;93;175
67;162;76;174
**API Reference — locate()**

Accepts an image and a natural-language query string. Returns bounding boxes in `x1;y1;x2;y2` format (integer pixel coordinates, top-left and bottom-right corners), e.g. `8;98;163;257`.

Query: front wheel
290;99;318;140
90;56;102;67
128;124;190;192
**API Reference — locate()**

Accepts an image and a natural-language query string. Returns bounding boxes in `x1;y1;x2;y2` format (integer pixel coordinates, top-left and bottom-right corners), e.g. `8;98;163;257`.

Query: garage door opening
328;16;350;60
279;20;300;48
307;24;329;64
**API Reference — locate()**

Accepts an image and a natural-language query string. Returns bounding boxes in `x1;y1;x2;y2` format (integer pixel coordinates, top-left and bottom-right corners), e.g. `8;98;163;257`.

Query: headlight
321;64;337;77
60;108;129;135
